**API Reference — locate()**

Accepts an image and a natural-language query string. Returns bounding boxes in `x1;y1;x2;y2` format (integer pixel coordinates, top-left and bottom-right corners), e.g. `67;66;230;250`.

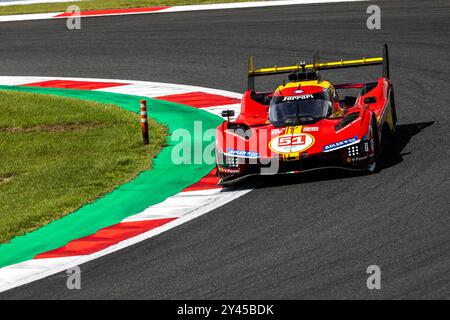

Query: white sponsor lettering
282;94;314;101
302;126;319;132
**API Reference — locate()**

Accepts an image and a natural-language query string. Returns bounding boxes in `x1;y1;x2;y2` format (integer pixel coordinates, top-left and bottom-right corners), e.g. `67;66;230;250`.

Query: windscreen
269;92;332;126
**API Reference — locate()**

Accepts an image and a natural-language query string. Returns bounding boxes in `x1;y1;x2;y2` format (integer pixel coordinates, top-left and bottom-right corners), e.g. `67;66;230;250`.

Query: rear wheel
367;117;379;173
390;87;398;128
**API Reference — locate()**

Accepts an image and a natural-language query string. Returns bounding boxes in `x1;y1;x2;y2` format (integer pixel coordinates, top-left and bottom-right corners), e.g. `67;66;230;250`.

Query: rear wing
247;44;390;90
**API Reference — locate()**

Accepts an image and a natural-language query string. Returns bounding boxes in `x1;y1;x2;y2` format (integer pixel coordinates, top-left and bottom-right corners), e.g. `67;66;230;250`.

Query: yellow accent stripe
285;125;302;134
293;126;303;134
282;126;302;160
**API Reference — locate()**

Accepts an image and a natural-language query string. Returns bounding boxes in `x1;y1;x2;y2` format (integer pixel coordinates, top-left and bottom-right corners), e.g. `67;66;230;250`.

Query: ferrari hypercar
215;44;397;184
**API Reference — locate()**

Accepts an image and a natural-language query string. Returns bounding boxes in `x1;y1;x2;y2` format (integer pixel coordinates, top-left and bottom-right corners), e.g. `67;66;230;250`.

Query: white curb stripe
0;76;51;85
0;256;81;287
122;189;225;222
0;0;367;23
98;83;192;98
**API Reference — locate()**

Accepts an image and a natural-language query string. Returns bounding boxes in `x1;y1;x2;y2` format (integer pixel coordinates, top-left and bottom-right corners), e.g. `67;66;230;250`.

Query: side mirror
364;97;377;104
221;110;235;122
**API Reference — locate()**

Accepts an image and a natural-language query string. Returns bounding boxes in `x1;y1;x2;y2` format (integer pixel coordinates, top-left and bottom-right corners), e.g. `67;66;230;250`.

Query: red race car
215;44;397;184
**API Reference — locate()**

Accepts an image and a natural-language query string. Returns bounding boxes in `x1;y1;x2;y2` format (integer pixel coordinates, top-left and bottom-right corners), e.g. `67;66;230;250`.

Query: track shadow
235;121;434;189
376;121;434;170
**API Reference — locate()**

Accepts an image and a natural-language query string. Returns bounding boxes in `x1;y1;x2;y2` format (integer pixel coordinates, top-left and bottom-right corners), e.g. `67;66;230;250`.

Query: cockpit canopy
269;92;333;126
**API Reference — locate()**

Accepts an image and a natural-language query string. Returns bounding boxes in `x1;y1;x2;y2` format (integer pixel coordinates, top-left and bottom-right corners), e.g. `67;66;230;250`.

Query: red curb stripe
156;92;241;108
34;218;176;259
54;6;170;18
183;169;221;192
34;170;220;259
20;80;128;90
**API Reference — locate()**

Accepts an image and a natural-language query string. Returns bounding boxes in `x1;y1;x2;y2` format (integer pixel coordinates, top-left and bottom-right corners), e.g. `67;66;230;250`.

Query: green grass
0;90;167;243
0;0;254;16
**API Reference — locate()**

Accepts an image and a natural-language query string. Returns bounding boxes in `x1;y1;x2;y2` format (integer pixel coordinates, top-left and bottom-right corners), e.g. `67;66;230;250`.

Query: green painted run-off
0;85;223;268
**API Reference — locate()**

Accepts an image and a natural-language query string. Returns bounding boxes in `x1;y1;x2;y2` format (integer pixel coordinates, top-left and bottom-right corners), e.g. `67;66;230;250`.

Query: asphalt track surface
0;0;449;299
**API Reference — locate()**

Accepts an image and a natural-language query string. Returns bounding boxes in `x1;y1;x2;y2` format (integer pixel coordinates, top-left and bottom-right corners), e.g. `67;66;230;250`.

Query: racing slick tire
390;87;398;129
367;115;379;173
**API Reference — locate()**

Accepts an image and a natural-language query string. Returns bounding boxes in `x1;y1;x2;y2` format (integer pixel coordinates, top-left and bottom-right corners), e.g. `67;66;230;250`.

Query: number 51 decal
278;135;306;146
269;133;315;154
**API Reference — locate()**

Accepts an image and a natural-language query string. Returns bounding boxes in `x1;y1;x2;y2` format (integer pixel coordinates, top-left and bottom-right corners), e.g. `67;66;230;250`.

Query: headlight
346;141;369;157
225;155;239;168
347;145;360;157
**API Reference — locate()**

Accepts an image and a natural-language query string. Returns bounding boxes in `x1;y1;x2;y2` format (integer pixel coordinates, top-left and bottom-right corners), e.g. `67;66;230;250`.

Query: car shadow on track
234;121;434;189
376;121;434;170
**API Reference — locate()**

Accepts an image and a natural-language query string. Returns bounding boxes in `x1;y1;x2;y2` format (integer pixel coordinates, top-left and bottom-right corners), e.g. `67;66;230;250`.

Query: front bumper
216;139;374;184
